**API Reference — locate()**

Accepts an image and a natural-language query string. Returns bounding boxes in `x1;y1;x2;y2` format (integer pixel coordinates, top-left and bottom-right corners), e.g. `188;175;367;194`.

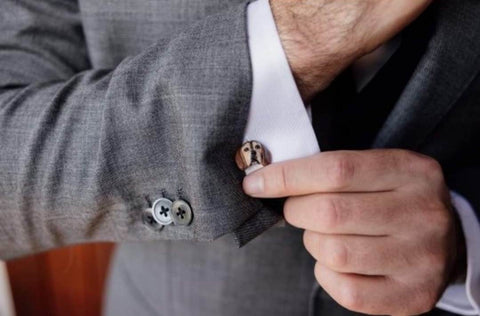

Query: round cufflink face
152;198;174;225
142;208;164;231
235;140;271;174
171;199;193;226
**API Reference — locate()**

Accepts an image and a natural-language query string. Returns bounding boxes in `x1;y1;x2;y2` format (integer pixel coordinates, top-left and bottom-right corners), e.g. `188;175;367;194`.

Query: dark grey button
142;208;164;231
152;198;173;225
171;199;193;226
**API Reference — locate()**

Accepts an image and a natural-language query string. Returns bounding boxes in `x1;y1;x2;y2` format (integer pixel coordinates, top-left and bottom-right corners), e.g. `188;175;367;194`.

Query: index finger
242;149;422;198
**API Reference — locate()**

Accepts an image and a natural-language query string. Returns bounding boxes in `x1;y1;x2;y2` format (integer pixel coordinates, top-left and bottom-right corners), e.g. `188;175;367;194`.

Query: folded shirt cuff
233;0;321;246
436;191;480;315
243;0;320;162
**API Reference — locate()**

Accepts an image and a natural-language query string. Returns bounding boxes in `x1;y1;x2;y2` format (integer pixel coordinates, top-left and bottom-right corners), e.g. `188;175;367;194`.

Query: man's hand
270;0;432;102
242;149;463;315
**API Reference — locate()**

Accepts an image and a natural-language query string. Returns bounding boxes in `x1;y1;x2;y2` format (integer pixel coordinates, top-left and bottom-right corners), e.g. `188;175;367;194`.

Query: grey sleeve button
171;199;193;226
152;198;174;225
142;208;164;231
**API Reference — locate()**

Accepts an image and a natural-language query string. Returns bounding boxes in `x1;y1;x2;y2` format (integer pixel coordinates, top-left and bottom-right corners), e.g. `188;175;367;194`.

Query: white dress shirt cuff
437;191;480;315
244;0;320;163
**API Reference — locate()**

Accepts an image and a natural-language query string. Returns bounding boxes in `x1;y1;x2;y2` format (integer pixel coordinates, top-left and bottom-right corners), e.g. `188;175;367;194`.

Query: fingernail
243;174;264;195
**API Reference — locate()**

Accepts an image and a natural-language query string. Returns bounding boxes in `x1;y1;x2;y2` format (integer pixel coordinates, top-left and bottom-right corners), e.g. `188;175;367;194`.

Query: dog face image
235;140;271;173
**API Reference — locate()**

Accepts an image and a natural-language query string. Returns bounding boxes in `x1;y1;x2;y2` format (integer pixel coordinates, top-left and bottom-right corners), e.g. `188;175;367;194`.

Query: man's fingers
284;191;414;235
314;263;402;315
314;263;434;315
242;149;435;198
304;232;414;276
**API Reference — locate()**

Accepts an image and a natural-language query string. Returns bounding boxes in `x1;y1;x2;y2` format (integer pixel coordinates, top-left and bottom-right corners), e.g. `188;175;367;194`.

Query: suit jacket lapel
373;0;480;150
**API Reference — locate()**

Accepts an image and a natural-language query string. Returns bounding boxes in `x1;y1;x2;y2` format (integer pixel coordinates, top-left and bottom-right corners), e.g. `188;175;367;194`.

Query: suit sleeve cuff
436;191;480;315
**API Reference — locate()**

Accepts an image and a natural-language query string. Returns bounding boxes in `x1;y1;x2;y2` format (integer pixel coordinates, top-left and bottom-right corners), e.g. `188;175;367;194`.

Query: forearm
269;0;358;102
269;0;431;102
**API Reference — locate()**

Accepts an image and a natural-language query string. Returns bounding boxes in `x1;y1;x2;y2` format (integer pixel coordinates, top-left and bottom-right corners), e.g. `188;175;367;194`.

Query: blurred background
3;243;115;316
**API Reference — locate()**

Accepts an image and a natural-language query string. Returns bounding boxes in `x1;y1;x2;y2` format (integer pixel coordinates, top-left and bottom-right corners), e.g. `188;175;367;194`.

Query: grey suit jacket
1;0;480;315
0;0;282;259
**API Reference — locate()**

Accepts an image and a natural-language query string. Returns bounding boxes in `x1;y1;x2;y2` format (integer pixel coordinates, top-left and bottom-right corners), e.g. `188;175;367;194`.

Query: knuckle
329;155;355;190
399;150;443;180
397;287;432;315
422;207;452;241
431;210;452;236
327;239;349;269
422;196;445;213
320;197;341;231
411;194;450;231
339;282;363;312
424;253;441;270
419;193;446;215
420;156;442;174
313;262;323;284
416;155;444;182
415;289;438;314
419;248;446;277
302;230;316;253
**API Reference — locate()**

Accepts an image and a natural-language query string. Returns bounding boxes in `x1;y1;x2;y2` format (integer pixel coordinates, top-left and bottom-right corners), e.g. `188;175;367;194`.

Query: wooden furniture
6;243;115;316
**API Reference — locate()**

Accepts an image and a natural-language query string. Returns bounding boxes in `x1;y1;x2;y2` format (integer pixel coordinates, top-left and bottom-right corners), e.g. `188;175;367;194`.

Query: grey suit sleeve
0;0;278;259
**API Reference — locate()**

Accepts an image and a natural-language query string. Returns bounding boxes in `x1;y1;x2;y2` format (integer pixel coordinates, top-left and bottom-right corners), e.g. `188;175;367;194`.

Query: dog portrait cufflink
235;140;271;175
236;140;286;228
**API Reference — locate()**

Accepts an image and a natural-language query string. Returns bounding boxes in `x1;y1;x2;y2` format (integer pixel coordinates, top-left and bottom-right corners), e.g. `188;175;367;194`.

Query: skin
242;150;464;315
270;0;433;102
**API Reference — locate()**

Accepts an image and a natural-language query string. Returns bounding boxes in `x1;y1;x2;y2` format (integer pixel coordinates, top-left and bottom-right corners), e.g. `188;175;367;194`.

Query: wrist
269;0;360;102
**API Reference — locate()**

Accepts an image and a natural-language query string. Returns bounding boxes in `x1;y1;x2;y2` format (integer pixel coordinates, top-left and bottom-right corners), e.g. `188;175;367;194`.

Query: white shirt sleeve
436;191;480;315
244;0;320;164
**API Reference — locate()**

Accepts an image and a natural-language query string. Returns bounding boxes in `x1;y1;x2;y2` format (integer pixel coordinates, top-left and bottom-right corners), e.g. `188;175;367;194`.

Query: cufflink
235;140;271;175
